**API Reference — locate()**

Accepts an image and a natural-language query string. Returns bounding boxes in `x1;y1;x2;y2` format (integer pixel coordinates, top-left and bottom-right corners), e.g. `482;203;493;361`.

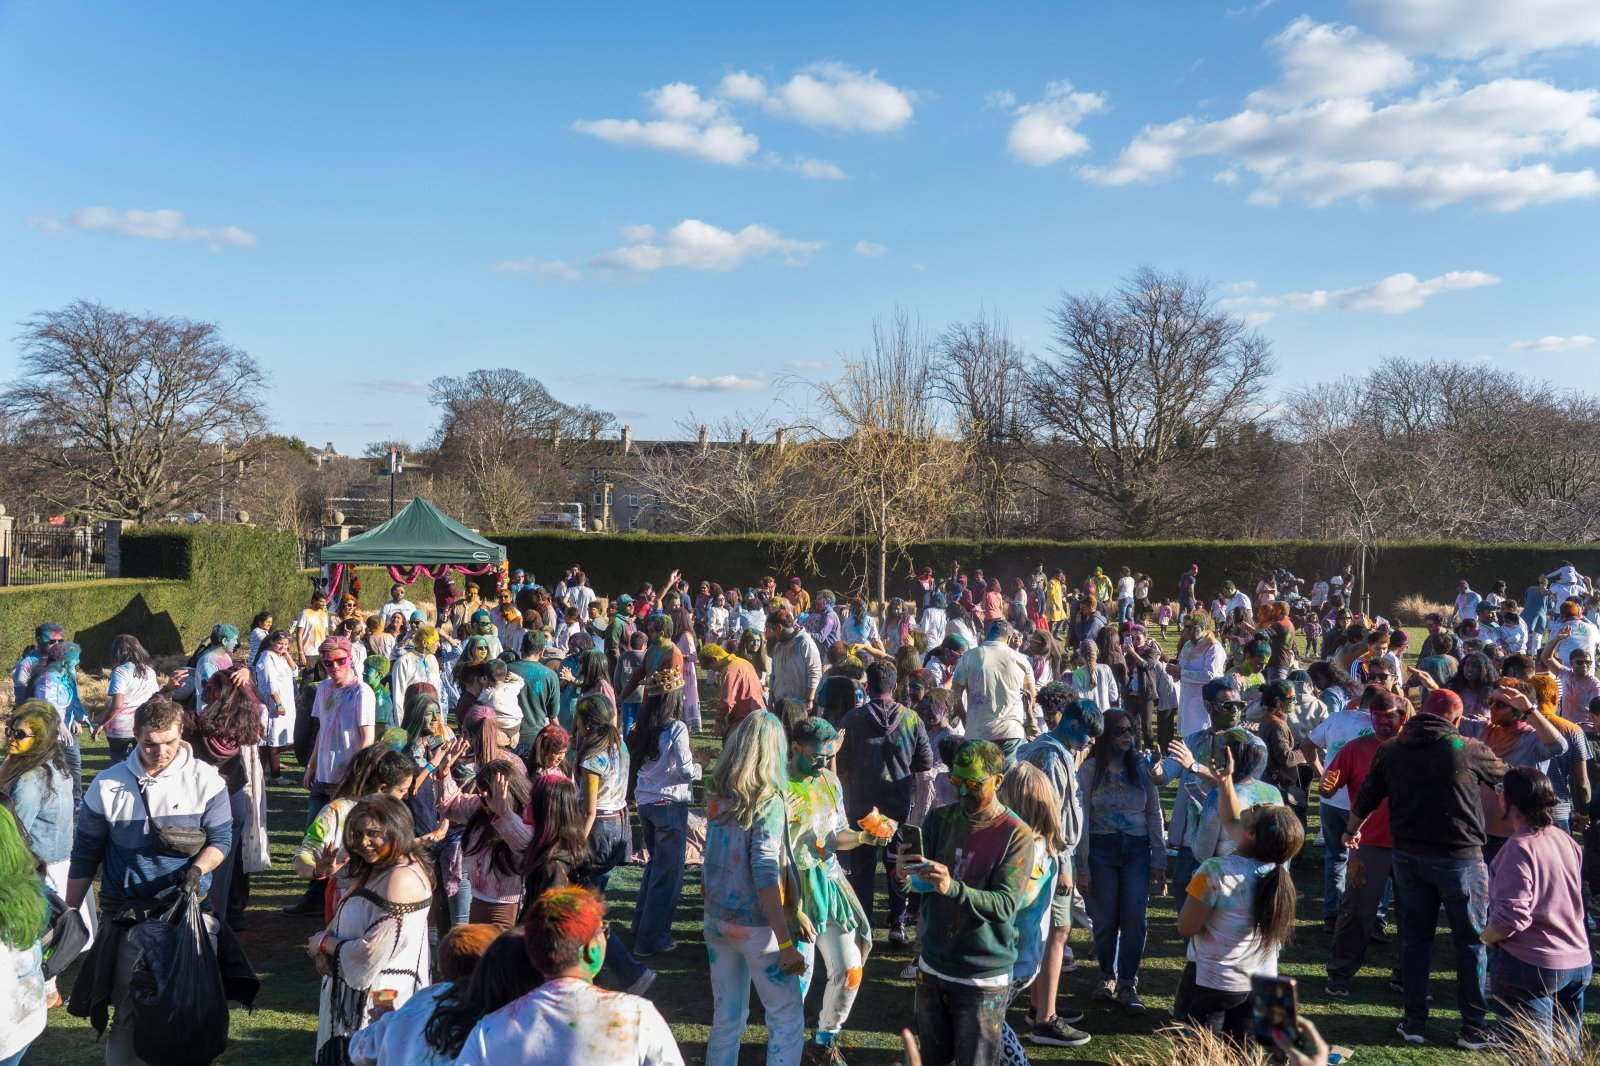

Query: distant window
591;492;603;506
626;495;640;508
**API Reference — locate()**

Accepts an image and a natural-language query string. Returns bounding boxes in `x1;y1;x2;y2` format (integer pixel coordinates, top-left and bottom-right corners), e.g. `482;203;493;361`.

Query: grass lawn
34;636;1592;1065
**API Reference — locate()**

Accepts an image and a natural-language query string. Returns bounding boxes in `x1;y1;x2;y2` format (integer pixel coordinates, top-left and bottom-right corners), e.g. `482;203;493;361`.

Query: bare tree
786;310;974;604
427;368;612;530
637;414;793;534
934;311;1034;537
0;301;268;522
1028;267;1275;537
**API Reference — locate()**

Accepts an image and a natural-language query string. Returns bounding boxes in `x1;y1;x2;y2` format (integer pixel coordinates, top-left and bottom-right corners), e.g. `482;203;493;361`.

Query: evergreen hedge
488;532;1600;615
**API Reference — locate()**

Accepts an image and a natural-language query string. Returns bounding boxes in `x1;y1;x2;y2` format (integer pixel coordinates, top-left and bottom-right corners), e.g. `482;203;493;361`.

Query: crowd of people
1;556;1598;1064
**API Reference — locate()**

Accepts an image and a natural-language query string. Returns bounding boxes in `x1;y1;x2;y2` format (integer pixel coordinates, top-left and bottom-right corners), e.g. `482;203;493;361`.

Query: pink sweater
1487;826;1591;969
438;775;534;904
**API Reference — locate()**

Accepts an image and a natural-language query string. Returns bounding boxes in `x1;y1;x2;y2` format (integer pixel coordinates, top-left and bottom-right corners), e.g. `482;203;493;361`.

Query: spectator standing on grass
768;607;823;706
65;696;232;1066
836;660;935;942
1176;613;1227;736
1078;709;1166;1014
304;636;377;829
253;629;298;785
1154;677;1244;892
1461;678;1568;865
951;620;1035;764
456;887;684;1066
345;922;497;1066
32;640;87;806
98;635;159;765
1481;766;1593;1046
308;794;433;1064
1298;675;1374;930
1;699;74;1006
294;589;332;670
1348;687;1506;1050
897;739;1033;1066
1015;687;1099;1049
784;716;883;1064
10;622;63;706
628;667;701;958
1323;690;1408;997
1539;639;1600;724
1173;744;1302;1050
703;711;807;1066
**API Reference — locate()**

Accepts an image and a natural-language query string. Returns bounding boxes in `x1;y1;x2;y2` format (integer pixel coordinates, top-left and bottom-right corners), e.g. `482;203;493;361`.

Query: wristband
777;939;794;951
318;933;335;956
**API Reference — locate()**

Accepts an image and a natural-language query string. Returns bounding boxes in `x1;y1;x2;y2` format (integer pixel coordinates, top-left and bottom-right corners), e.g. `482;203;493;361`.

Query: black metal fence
0;526;107;586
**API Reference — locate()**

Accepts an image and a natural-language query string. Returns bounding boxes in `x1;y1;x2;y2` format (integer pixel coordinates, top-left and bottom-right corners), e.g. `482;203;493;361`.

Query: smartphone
1251;974;1297;1044
902;825;923;860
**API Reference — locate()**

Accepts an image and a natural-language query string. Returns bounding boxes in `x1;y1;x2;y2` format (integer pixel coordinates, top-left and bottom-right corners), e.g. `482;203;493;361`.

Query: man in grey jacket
1014;686;1101;1048
766;605;822;705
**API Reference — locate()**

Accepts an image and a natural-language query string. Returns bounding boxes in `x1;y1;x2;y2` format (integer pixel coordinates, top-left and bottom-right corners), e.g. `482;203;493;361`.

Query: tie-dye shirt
1185;852;1281;992
702;793;786;927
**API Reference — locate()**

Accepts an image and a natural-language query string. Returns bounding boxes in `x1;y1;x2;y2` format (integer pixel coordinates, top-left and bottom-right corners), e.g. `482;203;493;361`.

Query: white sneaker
899;961;918;979
627;969;658;996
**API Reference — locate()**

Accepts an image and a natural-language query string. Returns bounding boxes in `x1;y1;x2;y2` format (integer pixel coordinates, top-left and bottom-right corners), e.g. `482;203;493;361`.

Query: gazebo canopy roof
318;498;505;565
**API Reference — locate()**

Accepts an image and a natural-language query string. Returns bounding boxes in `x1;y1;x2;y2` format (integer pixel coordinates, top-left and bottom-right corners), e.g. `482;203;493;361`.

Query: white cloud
662;374;767;392
765;153;847;180
1005;81;1109;165
572;116;758;165
785;359;828;370
1238;311;1276;327
1084;73;1600;210
727;61;915;132
984;89;1017;110
1507;334;1597;351
1247;18;1416;107
576;63;912;170
1351;0;1600;60
1226;0;1277;16
854;240;888;257
1231;270;1501;314
493;257;581;282
589;219;822;272
30;207;256;250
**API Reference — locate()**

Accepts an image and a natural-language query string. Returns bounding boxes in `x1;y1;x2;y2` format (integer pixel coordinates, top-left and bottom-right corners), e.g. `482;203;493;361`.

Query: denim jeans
843;824;907;932
1087;832;1152;986
1321;804;1351;920
1392;850;1489;1028
705;918;805;1066
305;781;334;832
914;968;1010;1066
581;814;646;987
1328;845;1401;984
1489;949;1591;1046
1174;960;1253;1046
107;736;134;764
633;800;689;953
994;737;1023;767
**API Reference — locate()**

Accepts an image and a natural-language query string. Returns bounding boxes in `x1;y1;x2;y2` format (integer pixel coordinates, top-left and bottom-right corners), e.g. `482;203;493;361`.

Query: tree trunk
878;536;888;608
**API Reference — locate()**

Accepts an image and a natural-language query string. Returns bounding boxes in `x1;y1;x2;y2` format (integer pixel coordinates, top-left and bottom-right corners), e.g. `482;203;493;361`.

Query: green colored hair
0;806;46;950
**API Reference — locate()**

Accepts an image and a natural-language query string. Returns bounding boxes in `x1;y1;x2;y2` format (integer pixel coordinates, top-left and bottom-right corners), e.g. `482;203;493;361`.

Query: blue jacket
7;761;74;864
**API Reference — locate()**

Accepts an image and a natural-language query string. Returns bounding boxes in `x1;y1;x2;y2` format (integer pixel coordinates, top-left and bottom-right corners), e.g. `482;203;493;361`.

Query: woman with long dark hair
627;668;701;956
421;929;540;1063
1077;709;1166;1014
309;794;433;1065
1448;650;1500;723
521;774;589;900
432;751;532;928
193;664;269;929
253;629;298;784
99;634;158;762
1175;746;1303;1048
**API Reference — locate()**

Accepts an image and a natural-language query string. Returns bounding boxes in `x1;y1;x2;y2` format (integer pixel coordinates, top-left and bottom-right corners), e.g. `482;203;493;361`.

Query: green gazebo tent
318;498;506;566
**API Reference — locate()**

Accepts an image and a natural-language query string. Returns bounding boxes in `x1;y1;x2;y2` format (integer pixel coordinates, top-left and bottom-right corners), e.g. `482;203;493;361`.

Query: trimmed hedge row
487;532;1600;616
3;527;309;670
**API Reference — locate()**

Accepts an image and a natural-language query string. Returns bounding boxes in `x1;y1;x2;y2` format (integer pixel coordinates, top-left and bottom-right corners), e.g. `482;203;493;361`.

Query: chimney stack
698;424;709;454
774;427;787;452
739;427;751;446
621;425;633;454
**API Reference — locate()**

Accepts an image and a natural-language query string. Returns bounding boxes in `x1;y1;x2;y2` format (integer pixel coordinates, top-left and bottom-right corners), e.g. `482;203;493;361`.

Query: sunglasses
324;655;350;666
4;727;34;741
1487;697;1518;711
1109;725;1134;737
1367;673;1392;681
950;775;990;794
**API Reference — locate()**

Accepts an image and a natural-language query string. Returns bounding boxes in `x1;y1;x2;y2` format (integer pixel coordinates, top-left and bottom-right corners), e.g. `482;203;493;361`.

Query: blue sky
3;0;1597;453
